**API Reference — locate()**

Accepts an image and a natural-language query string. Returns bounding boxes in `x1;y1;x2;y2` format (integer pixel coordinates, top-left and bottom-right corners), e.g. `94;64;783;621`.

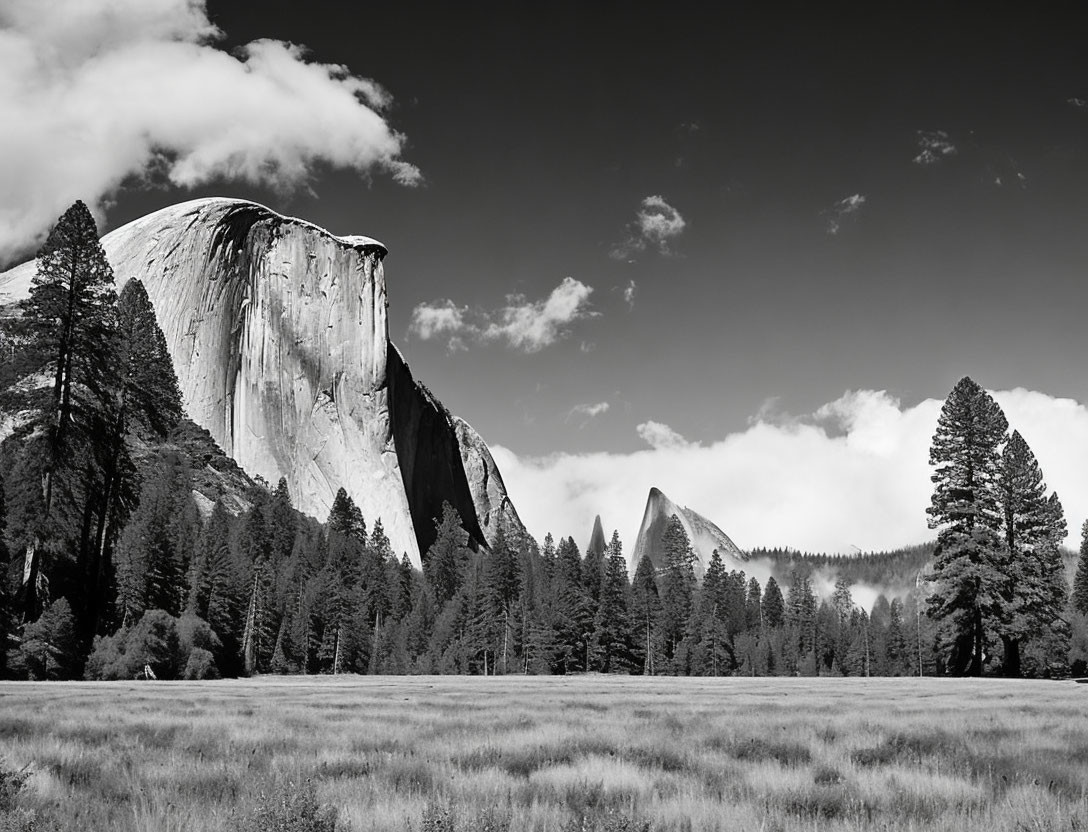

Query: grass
0;676;1086;830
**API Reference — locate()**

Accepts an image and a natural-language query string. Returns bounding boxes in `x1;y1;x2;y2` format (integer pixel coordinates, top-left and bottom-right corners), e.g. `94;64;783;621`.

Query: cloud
409;277;596;353
1068;97;1087;109
623;280;637;309
636;420;693;451
0;0;420;264
491;388;1088;565
913;130;957;166
611;195;686;260
566;402;610;426
824;194;866;235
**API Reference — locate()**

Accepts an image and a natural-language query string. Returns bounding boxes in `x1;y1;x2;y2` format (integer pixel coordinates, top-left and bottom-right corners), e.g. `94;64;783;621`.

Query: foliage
925;376;1009;676
242;780;337;832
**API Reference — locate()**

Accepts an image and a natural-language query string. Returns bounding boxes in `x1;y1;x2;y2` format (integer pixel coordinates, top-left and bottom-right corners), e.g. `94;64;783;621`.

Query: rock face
630;487;745;578
586;515;607;558
0;198;525;565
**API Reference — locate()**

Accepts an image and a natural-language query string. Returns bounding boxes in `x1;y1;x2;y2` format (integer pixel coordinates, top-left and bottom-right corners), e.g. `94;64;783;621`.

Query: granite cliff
0;198;524;565
630;487;745;578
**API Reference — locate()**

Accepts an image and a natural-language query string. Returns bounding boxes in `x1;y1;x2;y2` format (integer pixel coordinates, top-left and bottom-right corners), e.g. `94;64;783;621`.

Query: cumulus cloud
491;388;1088;567
566;402;610;426
610;195;686;260
623;280;637;309
913;130;957;166
1068;97;1087;109
409;277;596;353
824;193;866;235
636;420;693;451
0;0;420;264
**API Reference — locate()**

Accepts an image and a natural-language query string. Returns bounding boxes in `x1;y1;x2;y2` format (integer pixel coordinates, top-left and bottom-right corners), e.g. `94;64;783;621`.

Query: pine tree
762;576;785;628
424;503;471;607
0;470;11;676
926;376;1009;676
593;531;631;673
995;431;1069;676
630;554;660;675
480;525;520;673
745;576;762;631
10;201;118;621
1074;521;1088;617
658;515;697;666
16;596;80;679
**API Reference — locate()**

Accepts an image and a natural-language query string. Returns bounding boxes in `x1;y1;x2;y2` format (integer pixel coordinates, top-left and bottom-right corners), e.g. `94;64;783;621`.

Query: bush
183;648;219;680
86;611;220;680
242;780;337;832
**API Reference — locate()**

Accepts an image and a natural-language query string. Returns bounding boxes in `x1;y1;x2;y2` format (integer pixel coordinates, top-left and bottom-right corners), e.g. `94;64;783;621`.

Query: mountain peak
630;486;744;577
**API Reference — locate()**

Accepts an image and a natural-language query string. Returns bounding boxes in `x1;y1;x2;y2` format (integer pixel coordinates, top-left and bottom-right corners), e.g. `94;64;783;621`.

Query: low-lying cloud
492;388;1088;565
409;277;596;353
611;195;686;260
0;0;420;264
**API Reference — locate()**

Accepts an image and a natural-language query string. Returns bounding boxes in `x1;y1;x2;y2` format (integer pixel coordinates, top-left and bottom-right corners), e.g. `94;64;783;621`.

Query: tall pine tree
995;431;1068;676
10;201;117;621
925;376;1008;676
1074;521;1088;617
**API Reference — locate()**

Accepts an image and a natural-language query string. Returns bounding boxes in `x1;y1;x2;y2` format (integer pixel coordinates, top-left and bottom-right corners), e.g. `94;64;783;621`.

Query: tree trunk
1001;635;1021;678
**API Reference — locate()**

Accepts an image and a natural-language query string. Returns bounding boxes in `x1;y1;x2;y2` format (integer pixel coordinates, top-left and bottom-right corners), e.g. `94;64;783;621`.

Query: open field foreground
0;676;1086;832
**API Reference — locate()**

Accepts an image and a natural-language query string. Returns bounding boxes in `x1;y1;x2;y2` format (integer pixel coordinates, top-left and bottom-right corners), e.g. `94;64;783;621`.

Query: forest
2;202;1088;683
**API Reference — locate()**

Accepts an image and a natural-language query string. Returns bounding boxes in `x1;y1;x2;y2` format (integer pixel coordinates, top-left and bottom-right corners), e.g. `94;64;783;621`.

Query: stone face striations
630;487;745;578
0;197;525;566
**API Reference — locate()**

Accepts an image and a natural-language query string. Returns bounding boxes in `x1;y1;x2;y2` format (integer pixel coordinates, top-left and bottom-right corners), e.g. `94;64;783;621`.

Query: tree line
1;202;1087;681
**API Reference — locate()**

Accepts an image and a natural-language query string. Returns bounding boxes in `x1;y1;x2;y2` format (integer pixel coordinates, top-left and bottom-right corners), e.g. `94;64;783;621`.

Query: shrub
243;780;337;832
183;648;219;680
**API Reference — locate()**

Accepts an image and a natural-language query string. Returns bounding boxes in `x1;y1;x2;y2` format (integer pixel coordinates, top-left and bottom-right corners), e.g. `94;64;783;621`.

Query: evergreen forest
2;202;1088;682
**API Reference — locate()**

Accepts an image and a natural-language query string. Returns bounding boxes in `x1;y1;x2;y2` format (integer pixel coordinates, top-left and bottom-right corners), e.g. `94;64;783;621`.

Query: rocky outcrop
0;197;525;565
452;415;525;546
630;487;745;578
586;515;607;558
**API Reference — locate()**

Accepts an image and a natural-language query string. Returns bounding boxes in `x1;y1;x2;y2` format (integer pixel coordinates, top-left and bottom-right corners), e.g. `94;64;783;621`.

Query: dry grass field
0;675;1086;831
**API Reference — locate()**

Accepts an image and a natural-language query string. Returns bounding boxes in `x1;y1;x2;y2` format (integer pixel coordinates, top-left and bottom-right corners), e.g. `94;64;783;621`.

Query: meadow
0;675;1086;831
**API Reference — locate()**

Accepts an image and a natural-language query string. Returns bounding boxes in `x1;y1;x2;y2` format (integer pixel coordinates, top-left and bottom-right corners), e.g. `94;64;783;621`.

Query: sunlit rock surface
0;198;525;565
586;515;607;558
630;487;745;578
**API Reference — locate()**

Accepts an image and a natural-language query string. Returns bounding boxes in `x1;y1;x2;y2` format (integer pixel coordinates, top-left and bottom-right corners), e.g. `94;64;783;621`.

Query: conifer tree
926;376;1009;676
995;431;1068;675
16;596;80;679
593;531;630;672
481;524;520;673
554;536;592;672
658;515;697;665
10;201;118;620
1074;521;1088;617
762;576;785;628
424;503;471;607
0;470;10;676
630;554;660;675
745;576;762;630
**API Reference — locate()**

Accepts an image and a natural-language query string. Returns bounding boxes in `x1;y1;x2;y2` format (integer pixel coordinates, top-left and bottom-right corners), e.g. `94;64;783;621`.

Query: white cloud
1068;97;1087;109
611;195;686;260
636;420;693;451
566;402;610;425
913;129;957;166
623;279;637;308
0;0;420;264
408;277;596;353
825;193;867;235
492;388;1088;565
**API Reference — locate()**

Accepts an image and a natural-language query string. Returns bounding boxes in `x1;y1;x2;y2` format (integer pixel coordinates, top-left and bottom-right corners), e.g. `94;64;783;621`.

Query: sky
3;1;1088;554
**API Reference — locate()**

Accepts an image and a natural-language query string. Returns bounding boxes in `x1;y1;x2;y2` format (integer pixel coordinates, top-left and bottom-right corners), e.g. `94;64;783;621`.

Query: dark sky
103;4;1088;459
